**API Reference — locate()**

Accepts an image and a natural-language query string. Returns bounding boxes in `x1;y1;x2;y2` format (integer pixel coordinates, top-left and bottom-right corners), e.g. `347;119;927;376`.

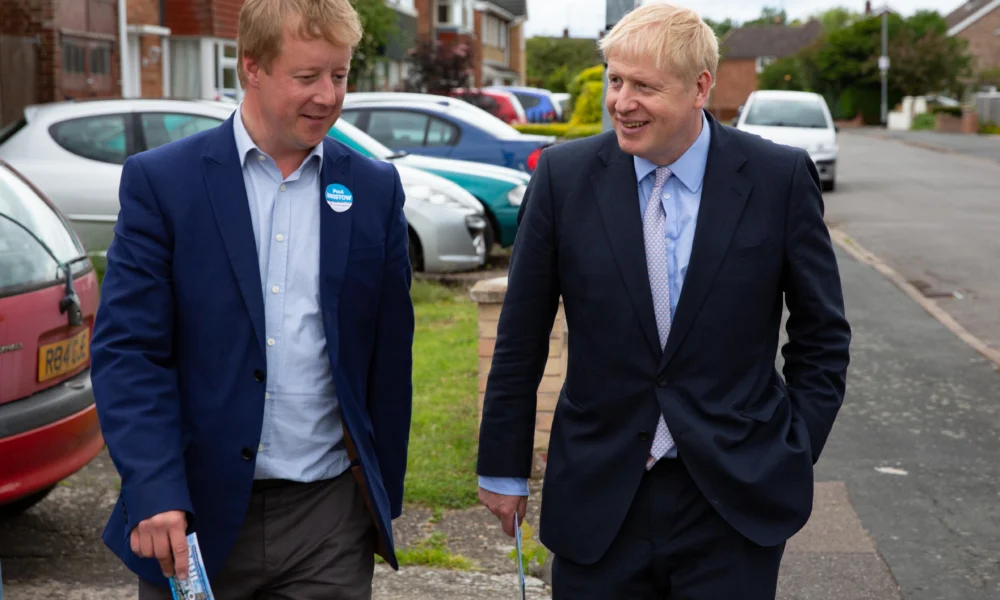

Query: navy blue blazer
91;115;414;586
477;111;851;564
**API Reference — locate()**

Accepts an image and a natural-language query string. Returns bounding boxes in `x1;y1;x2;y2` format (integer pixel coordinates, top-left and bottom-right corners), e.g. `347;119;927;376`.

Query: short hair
237;0;364;87
598;3;719;87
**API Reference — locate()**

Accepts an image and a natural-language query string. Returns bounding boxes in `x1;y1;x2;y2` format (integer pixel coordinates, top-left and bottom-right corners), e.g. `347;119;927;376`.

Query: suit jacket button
638;431;649;441
241;447;253;460
657;376;668;387
254;369;265;382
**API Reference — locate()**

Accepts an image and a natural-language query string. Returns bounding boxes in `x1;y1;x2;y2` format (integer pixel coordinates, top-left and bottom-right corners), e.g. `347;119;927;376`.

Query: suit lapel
591;136;663;357
203;116;266;355
318;138;353;371
660;114;753;370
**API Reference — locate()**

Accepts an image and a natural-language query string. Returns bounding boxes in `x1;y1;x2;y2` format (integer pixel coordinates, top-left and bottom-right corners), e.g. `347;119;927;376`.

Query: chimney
563;27;569;38
865;0;871;14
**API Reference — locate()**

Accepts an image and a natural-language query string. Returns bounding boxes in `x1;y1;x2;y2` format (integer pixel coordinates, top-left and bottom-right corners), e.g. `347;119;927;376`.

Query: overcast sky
523;0;966;39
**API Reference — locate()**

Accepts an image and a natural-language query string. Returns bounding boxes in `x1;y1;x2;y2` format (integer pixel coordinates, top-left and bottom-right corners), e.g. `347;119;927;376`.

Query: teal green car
329;119;529;251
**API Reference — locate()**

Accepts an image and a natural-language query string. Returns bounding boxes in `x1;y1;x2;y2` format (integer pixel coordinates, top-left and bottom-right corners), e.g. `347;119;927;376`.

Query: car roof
22;97;237;123
749;90;825;102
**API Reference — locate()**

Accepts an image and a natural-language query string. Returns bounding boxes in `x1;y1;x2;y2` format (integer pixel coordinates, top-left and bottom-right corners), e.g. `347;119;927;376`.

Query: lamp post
879;7;890;126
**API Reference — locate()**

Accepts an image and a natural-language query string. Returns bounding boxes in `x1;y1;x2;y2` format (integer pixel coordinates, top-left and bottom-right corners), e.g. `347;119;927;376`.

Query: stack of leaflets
169;533;215;600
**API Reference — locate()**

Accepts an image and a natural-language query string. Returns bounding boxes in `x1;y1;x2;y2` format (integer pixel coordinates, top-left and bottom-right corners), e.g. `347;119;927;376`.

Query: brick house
0;0;120;128
946;0;1000;74
708;20;823;122
163;0;244;102
124;0;171;98
473;0;526;87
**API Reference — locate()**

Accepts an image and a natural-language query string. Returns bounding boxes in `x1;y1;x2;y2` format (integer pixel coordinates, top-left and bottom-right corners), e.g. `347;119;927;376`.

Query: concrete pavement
852;128;1000;163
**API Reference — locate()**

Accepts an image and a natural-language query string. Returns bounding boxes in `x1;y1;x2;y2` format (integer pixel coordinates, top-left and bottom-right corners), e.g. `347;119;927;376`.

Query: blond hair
598;2;719;87
237;0;364;87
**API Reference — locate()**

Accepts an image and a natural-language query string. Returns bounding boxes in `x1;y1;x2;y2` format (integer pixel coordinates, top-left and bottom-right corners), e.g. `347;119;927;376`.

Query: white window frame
756;56;776;73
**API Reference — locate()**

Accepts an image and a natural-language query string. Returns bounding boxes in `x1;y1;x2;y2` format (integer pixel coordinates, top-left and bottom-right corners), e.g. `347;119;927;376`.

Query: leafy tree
743;6;787;27
704;17;737;39
349;0;397;89
757;56;810;91
404;37;476;94
526;37;602;92
814;6;860;32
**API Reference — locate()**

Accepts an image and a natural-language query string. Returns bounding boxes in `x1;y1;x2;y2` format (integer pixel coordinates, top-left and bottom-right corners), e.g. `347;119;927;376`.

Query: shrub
980;122;1000;135
571;81;604;125
931;105;962;117
567;64;604;109
911;112;936;130
513;123;602;139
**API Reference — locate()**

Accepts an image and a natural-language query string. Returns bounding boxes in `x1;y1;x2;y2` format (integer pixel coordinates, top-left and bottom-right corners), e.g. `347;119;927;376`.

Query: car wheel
407;227;424;272
0;485;55;518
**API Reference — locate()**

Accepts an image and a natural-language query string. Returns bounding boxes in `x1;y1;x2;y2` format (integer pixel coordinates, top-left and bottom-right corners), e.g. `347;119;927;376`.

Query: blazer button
638;430;649;441
254;369;265;382
657;376;668;387
241;447;253;460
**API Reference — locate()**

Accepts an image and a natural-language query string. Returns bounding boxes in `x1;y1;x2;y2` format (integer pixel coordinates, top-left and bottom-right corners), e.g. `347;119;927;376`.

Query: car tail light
527;147;542;171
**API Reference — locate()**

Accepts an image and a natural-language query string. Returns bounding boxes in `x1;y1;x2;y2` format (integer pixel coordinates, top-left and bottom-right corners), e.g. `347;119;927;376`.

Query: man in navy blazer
91;0;413;597
477;4;851;599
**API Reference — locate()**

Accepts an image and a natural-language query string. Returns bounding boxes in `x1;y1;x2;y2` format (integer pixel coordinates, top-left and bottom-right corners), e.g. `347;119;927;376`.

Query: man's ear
694;71;713;109
243;55;263;87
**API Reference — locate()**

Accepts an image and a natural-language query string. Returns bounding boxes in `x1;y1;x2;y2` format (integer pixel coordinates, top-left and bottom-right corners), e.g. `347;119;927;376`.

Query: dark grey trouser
138;471;376;600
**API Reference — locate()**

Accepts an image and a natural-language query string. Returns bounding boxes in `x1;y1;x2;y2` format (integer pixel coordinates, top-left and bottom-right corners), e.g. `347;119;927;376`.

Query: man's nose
615;87;636;115
313;76;337;105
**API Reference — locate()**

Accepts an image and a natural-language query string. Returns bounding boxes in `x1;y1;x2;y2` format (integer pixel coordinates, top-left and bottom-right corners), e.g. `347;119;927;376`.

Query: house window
89;43;112;75
436;0;450;24
62;40;87;74
215;41;240;101
755;56;776;73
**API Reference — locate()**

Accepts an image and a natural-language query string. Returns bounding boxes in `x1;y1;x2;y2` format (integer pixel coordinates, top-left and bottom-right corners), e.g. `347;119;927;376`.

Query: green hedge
513;123;602;139
931;105;963;117
911;113;936;130
571;81;604;125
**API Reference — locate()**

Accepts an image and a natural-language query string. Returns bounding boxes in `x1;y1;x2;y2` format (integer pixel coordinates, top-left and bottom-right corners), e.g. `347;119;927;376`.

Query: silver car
0;99;486;273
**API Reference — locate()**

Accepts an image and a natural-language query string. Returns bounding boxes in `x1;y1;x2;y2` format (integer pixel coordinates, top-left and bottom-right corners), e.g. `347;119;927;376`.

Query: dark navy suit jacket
91;115;413;586
477;111;851;564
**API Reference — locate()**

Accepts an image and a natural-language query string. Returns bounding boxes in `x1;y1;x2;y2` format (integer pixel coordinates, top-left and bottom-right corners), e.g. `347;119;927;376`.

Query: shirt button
257;155;265;161
264;392;271;400
664;193;670;199
280;184;286;192
258;443;265;452
271;285;279;294
267;338;275;346
276;234;284;241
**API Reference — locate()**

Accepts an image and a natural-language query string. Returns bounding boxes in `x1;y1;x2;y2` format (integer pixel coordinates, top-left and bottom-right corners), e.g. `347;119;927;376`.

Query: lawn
93;264;481;511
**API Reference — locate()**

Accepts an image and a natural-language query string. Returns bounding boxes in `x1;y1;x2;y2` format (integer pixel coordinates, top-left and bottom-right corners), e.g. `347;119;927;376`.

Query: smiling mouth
620;120;649;129
303;115;328;122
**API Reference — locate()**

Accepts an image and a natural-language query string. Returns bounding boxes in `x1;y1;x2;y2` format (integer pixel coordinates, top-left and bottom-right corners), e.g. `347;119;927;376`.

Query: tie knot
654;166;671;187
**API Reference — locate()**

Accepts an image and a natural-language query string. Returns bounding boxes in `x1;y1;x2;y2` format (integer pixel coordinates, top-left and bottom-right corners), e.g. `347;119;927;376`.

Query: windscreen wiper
0;211;89;327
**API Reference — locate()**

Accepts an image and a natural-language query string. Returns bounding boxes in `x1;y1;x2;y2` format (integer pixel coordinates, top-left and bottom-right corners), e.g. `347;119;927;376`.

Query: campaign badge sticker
326;184;354;213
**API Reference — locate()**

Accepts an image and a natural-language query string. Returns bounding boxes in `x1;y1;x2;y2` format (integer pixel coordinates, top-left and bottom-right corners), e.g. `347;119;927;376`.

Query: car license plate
37;328;90;383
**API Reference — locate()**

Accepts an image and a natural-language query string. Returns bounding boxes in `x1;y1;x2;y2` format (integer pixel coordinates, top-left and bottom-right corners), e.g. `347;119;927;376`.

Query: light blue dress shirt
233;106;351;483
479;112;712;496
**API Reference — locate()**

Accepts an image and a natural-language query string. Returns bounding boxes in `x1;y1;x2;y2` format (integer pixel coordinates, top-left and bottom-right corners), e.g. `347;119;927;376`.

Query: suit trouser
552;457;786;600
138;470;376;600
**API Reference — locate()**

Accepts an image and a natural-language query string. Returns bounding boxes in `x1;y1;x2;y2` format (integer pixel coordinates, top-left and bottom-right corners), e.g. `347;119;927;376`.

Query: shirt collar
232;102;324;169
633;110;711;194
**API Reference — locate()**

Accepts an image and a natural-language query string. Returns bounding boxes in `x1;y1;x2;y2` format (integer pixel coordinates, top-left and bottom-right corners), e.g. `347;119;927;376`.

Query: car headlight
406;184;470;210
507;184;527;207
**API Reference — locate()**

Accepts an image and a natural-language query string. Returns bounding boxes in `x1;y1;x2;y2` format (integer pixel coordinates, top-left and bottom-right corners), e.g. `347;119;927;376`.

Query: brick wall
213;0;243;40
709;57;757;121
956;8;1000;73
129;0;165;97
165;0;213;36
473;9;484;86
0;0;62;106
415;0;433;38
471;278;567;454
509;21;524;84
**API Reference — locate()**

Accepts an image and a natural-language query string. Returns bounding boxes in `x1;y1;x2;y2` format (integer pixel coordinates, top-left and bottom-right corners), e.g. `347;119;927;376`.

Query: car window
331;120;392;160
367;111;429;146
514;92;541;109
0;166;85;292
141;113;223;149
339;111;363;126
743;98;830;129
426;117;458;146
49;114;129;164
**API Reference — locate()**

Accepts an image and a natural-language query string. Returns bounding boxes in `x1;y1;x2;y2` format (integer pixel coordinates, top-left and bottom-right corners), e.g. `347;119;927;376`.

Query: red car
450;88;527;125
0;158;103;516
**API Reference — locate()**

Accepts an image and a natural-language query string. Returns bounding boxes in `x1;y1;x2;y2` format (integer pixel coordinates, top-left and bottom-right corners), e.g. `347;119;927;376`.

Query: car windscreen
744;98;830;129
0;166;86;293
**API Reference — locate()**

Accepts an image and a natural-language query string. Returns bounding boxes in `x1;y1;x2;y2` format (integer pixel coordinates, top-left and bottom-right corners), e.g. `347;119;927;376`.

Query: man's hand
479;487;528;538
130;510;189;579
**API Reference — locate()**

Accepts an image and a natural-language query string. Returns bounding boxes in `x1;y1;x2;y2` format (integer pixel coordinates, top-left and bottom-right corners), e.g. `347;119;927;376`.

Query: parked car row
0;90;548;516
448;85;569;124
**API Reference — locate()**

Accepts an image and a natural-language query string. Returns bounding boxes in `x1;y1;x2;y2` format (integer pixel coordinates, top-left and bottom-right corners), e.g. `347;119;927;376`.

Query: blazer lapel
203;116;266;355
591;136;663;357
318;138;353;371
660;114;753;370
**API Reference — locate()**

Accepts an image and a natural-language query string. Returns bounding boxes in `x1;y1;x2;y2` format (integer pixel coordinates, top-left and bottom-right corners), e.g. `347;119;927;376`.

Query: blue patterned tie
644;166;675;469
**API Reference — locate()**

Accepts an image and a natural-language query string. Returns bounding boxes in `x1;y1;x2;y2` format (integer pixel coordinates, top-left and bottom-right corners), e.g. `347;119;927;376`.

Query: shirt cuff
478;475;530;497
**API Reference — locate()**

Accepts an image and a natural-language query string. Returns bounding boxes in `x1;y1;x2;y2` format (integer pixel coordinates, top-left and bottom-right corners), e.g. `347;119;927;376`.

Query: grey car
0;98;487;273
